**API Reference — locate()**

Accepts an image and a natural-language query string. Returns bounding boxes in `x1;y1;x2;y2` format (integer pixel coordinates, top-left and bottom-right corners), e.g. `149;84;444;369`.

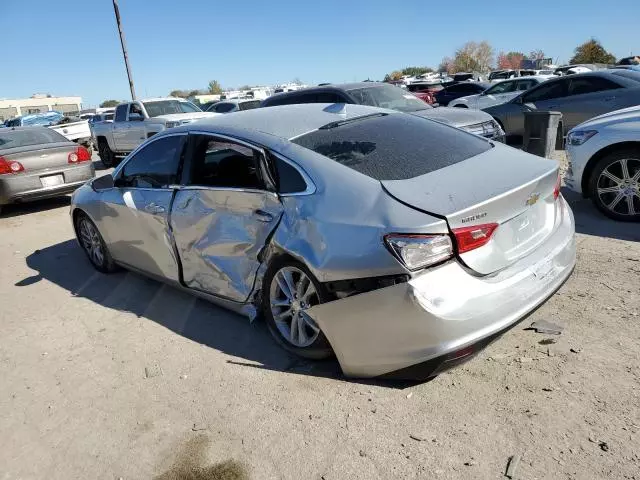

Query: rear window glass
292;113;491;180
0;128;68;150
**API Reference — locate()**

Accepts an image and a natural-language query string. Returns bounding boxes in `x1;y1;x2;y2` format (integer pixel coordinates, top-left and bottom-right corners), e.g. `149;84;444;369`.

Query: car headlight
567;130;597;146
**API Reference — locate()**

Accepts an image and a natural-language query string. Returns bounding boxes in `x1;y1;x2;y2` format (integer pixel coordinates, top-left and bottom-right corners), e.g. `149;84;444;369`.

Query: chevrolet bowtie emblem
526;193;540;206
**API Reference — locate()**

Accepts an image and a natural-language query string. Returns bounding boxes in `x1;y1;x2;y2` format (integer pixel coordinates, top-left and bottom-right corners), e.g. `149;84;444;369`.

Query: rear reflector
68;146;92;163
452;223;499;254
553;172;561;200
0;155;25;174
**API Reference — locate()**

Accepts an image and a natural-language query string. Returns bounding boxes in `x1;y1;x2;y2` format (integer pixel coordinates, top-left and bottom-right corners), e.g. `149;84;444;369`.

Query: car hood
154;112;221;122
451;94;479;104
411;107;493;127
571;104;640;131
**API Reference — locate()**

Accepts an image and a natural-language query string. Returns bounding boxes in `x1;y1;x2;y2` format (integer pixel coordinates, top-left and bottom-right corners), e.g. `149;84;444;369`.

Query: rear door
561;76;625;131
112;104;129;151
477;80;517;108
170;133;283;302
101;134;186;281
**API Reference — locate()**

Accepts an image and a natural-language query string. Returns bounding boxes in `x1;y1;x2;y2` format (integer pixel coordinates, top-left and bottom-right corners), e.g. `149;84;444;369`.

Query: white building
0;94;83;122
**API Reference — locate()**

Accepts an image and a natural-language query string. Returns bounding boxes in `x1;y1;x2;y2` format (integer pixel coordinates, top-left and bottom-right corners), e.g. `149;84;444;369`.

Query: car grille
462;121;501;139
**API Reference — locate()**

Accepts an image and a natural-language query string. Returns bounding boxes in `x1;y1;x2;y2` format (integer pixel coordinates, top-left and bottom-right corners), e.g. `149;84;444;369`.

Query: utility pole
112;0;136;100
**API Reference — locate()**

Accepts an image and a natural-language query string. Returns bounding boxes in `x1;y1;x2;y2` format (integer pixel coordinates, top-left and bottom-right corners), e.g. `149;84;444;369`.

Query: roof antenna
323;103;347;115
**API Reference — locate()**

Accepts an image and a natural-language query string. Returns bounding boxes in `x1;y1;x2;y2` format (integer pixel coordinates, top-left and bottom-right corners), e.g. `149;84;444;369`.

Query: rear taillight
452;223;498;254
68;146;92;164
384;234;453;271
553;172;561;200
0;155;25;174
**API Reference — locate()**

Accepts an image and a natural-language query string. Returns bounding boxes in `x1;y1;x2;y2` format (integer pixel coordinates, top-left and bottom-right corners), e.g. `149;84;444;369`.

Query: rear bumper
306;196;576;379
0;163;94;205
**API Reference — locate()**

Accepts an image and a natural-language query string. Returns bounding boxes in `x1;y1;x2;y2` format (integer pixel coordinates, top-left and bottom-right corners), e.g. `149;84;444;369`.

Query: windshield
143;100;202;117
0;128;69;150
348;84;430;112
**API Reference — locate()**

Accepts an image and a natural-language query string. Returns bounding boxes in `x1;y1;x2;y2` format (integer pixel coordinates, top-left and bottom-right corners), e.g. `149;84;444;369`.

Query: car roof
176;103;392;140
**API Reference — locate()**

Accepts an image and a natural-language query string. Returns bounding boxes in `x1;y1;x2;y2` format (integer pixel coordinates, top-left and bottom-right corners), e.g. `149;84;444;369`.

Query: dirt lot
1;156;639;480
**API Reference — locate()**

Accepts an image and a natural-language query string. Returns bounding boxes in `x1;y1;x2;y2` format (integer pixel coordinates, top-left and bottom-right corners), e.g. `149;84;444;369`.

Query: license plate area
40;174;64;188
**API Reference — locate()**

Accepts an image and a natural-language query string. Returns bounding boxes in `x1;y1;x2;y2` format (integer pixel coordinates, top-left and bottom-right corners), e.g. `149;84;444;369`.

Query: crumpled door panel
170;188;282;302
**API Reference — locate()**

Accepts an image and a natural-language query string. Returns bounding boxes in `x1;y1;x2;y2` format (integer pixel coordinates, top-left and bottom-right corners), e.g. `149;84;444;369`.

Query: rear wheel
262;258;333;359
75;213;118;272
98;139;116;168
588;149;640;222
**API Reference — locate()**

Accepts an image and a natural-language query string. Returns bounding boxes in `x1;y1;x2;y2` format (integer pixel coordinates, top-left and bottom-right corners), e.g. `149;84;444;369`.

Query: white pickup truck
92;97;220;167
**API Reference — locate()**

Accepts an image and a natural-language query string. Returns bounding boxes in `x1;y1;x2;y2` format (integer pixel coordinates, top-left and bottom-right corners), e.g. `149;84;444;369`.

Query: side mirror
92;174;115;191
129;113;144;121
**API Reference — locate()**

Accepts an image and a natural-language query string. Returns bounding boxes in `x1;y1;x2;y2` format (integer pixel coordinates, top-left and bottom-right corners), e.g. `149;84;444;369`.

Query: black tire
261;257;333;360
98;139;116;168
588;149;640;222
75;212;118;273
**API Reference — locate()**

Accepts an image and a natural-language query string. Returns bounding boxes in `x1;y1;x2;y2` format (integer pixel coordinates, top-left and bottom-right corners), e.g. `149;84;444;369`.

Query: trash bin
523;111;563;158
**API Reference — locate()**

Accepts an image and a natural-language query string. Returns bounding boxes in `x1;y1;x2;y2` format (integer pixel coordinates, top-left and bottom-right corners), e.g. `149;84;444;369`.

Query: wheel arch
581;141;640;197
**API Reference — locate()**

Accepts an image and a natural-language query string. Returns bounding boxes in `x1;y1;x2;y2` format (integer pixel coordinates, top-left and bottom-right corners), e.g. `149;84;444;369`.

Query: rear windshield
0;128;68;150
292;113;491;180
143;100;201;117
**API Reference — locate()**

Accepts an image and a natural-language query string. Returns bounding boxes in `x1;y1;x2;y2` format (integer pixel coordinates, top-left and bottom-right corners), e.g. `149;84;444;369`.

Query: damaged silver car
70;104;576;380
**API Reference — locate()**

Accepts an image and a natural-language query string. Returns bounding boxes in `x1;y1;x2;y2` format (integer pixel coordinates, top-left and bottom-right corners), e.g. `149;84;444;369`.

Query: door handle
253;209;273;222
144;203;165;214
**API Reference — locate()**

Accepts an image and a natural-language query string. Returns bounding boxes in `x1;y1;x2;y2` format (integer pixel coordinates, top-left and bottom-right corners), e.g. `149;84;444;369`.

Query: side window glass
569;77;621;96
274;156;307;194
187;135;264;190
349;89;376;106
517;80;534;91
522;80;568;103
120;135;183;188
315;92;344;103
114;104;127;122
239;100;261;111
128;103;143;119
214;103;236;113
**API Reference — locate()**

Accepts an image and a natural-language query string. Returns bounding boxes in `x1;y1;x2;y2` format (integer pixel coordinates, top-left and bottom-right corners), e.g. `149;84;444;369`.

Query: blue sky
1;0;637;107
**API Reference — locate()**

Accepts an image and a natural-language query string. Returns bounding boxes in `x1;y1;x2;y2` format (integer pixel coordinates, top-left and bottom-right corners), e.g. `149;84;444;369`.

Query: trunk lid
382;145;560;274
0;142;79;173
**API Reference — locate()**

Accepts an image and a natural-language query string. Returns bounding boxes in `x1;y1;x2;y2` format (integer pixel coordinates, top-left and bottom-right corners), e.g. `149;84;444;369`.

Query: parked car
483;70;640;144
261;83;504;141
49;117;93;150
70;104;575;379
205;98;261;113
91;97;220;168
565;105;640;221
449;77;549;110
434;82;490;106
0;127;94;214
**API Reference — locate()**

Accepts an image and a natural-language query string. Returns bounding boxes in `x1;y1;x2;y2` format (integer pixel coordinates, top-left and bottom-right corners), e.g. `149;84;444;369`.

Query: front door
560;76;625;132
100;134;187;281
112;104;129;152
124;102;146;150
170;134;283;302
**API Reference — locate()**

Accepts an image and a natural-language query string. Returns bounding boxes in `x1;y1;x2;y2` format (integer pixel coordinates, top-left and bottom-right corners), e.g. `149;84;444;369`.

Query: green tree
99;100;120;108
169;90;189;98
238;85;252;91
452;41;494;73
401;66;433;77
383;70;404;82
208;80;223;95
570;39;616;64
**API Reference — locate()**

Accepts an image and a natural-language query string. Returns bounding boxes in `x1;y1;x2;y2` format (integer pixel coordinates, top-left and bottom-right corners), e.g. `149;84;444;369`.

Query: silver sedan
70;104;576;380
0;127;95;214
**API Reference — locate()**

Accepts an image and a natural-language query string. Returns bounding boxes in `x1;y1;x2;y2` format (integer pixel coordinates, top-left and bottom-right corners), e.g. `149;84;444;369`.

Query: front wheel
588;150;640;222
98;139;116;168
76;213;118;273
262;258;333;359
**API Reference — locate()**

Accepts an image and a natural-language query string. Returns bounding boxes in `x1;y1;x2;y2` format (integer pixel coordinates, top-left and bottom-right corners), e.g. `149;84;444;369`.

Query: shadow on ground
18;239;415;388
563;188;640;242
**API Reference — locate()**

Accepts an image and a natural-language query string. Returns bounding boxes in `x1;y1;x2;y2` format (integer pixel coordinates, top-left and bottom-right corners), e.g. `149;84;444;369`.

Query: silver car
70;104;576;380
0;127;95;214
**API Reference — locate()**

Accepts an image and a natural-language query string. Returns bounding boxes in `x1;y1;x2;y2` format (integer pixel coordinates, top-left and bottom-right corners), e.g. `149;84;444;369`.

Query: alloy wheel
79;218;105;267
269;266;321;348
597;158;640;217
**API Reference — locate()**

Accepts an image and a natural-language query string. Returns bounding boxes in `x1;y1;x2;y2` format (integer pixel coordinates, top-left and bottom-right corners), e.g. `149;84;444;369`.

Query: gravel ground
1;155;639;480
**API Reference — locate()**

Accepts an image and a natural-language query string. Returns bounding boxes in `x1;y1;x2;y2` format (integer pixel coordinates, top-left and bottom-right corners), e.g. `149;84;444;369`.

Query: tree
99;100;120;108
169;90;189;98
452;41;494;73
438;57;454;74
400;66;433;77
383;70;403;82
497;51;525;70
208;80;223;95
238;85;252;91
570;38;616;64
